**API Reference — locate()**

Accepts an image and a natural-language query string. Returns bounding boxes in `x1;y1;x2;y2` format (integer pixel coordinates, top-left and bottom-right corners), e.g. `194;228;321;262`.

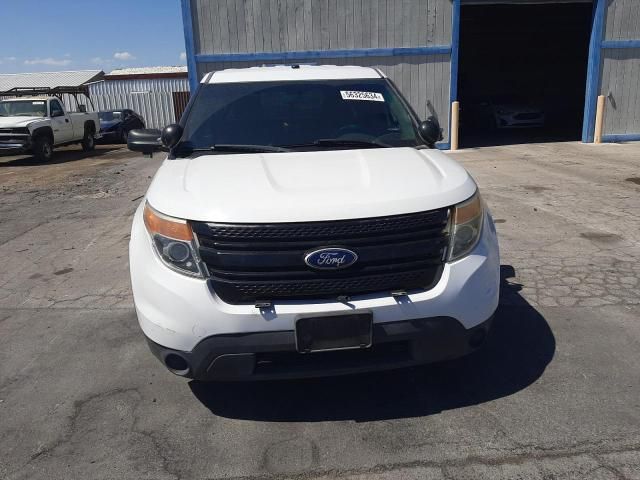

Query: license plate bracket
295;312;373;353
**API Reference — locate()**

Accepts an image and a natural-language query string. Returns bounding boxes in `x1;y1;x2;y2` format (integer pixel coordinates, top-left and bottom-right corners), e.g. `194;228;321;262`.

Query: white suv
128;65;500;381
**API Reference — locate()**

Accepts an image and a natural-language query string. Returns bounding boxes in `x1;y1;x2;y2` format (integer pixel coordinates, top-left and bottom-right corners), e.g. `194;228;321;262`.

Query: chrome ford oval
304;248;358;270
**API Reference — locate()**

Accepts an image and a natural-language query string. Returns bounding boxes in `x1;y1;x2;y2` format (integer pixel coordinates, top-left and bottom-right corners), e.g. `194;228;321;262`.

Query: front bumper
130;202;501;380
0;140;30;154
146;313;494;380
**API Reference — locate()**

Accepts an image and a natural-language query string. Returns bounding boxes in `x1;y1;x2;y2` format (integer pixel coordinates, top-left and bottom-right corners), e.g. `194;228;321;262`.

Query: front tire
82;129;95;152
120;128;129;144
33;136;53;162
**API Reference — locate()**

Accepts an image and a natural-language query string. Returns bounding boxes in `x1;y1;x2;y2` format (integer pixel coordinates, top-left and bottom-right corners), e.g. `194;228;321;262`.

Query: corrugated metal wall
190;0;454;145
599;1;640;138
88;78;191;129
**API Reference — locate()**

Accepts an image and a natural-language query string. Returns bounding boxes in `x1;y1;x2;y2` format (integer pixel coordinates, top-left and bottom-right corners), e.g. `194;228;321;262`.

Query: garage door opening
457;2;593;148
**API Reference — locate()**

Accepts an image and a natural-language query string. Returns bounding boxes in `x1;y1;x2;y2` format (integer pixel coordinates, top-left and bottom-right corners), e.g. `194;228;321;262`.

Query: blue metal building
180;0;640;147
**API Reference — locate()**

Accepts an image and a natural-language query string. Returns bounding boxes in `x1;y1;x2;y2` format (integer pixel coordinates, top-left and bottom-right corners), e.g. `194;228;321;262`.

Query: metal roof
0;70;103;91
107;66;187;76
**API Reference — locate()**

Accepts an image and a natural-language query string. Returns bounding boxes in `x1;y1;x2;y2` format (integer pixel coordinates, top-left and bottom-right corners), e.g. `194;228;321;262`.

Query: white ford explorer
128;65;500;381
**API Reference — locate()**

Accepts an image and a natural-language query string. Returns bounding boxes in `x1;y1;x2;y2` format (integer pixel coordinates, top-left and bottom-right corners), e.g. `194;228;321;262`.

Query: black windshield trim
282;138;392;150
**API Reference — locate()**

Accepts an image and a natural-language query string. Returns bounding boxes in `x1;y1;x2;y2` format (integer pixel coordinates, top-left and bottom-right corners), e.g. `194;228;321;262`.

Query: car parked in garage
127;65;500;381
98;109;145;144
489;96;545;129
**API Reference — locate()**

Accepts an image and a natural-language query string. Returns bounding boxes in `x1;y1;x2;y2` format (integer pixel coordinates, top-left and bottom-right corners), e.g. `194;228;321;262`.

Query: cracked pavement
1;141;639;479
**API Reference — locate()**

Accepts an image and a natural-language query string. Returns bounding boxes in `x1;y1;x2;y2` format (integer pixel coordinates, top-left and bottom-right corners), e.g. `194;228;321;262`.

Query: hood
0;116;44;128
146;147;477;223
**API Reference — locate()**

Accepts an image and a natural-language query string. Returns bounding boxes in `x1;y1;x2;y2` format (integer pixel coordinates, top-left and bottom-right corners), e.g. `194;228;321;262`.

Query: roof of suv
206;65;385;84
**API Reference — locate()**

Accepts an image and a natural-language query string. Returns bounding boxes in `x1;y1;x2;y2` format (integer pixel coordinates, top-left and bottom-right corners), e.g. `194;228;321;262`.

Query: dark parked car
98;109;145;144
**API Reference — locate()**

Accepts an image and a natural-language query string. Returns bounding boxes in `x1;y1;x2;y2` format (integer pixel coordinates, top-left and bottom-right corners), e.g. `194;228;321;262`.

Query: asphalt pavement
1;141;639;479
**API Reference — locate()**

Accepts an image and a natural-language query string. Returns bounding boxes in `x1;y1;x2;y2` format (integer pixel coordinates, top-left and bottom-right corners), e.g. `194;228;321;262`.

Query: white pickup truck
0;95;99;161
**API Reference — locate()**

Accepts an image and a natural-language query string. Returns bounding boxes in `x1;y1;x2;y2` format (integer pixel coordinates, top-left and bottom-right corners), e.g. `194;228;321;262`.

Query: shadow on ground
0;145;124;167
190;265;555;422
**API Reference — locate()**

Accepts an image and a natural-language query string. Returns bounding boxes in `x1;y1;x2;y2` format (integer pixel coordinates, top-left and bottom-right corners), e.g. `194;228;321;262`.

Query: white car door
49;99;73;144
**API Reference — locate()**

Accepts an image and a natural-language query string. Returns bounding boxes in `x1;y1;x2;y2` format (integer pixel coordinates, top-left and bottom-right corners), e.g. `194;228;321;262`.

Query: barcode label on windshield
340;91;385;102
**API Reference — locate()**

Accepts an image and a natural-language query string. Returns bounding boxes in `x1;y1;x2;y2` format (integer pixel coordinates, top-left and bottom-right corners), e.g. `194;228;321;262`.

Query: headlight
448;191;483;261
143;202;203;277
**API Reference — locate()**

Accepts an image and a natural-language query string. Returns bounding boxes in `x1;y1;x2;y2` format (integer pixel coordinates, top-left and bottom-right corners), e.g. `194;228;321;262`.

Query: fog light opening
164;353;190;375
469;328;487;348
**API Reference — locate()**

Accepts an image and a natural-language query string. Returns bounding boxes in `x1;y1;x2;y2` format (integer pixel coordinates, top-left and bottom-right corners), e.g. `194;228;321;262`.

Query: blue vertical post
181;0;199;93
582;0;606;143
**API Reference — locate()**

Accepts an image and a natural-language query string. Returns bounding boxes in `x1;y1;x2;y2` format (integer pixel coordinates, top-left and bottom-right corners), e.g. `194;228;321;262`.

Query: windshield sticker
340;91;385;102
32;101;45;105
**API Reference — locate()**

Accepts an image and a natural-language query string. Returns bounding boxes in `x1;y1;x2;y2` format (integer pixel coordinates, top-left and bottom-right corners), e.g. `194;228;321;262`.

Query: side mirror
128;129;162;156
51;110;64;118
161;123;183;149
418;116;443;145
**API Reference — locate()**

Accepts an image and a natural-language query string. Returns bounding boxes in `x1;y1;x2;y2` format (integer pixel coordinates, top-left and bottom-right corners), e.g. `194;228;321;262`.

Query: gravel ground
0;141;639;479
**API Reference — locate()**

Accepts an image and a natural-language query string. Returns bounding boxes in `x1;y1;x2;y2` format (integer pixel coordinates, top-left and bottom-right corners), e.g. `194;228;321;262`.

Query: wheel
82;129;95;152
33;136;53;162
120;128;129;144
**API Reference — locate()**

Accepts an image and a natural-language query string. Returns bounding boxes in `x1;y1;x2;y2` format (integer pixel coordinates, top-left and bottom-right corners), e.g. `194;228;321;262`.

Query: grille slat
197;225;447;251
191;209;448;241
210;268;443;301
206;258;445;280
193;208;449;304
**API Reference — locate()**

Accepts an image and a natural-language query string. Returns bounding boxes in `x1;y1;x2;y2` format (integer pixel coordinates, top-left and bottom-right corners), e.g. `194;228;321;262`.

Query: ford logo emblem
304;247;358;270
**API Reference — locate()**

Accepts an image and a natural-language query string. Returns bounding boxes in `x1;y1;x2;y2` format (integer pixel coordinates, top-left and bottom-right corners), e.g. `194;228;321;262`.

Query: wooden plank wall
192;0;452;54
600;1;640;136
604;0;640;40
600;49;640;136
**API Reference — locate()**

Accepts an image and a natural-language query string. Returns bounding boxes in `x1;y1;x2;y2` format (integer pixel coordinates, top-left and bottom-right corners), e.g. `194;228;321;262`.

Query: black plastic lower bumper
145;314;495;381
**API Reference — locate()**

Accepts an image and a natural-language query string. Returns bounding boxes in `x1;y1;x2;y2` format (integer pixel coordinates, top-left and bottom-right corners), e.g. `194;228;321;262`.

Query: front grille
0;128;29;135
192;208;450;304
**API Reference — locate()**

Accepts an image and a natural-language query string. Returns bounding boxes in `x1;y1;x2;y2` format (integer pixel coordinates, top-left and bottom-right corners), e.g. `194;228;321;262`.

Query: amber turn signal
143;202;193;241
453;192;482;225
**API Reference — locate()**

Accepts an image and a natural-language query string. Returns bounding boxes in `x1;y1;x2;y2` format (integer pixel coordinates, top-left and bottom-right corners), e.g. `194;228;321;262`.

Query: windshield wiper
174;143;291;156
286;138;391;149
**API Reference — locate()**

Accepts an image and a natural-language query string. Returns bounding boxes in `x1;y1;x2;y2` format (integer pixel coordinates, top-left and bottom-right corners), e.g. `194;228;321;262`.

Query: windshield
179;79;425;153
98;111;123;121
0;100;47;117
